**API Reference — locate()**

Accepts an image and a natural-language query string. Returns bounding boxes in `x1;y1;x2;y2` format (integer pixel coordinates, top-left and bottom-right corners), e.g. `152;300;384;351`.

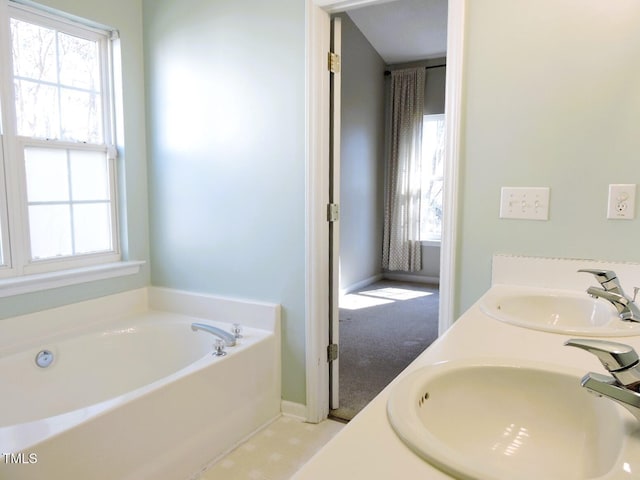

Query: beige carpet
332;280;439;420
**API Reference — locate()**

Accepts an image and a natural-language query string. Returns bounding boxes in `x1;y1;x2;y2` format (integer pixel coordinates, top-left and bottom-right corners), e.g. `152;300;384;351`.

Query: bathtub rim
0;286;281;356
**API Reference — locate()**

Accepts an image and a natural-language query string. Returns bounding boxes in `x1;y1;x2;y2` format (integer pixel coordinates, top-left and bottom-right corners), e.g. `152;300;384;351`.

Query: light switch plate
607;184;636;220
500;187;550;220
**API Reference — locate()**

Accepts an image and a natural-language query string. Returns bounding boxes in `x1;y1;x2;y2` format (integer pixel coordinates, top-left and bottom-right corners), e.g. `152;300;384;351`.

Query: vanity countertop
293;285;640;479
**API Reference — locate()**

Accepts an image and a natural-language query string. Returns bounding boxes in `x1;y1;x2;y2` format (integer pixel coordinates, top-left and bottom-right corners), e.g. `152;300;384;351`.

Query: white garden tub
0;287;281;480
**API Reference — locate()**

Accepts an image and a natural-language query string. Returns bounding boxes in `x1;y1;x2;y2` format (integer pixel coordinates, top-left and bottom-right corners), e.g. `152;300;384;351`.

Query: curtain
382;68;425;272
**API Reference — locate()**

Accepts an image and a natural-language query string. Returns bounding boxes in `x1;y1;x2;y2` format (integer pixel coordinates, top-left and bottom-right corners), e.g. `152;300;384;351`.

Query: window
0;2;120;279
419;114;445;242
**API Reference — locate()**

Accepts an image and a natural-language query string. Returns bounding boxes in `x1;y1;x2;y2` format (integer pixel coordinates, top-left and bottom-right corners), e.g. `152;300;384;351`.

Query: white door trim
305;0;331;424
328;16;341;410
438;0;466;336
304;0;466;422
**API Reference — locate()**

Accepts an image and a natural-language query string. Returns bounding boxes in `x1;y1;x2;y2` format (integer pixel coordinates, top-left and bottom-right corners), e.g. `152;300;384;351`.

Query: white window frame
0;1;12;269
0;1;140;294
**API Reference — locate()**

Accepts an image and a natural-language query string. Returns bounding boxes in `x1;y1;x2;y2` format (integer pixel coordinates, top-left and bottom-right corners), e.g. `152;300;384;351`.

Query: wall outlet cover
607;184;636;220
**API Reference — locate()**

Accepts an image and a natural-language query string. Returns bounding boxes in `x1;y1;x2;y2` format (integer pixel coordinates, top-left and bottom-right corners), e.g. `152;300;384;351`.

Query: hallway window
420;114;444;242
0;2;120;277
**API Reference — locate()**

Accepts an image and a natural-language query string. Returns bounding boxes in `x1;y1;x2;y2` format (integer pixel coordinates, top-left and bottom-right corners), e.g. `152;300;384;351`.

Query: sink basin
479;285;640;336
387;359;634;480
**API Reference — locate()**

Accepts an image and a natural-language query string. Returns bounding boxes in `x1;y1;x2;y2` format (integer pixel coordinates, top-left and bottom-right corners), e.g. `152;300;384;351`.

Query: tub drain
35;350;54;368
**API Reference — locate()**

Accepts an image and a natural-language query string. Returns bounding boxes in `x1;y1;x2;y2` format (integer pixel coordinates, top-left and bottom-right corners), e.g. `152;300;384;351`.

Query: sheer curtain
382;67;425;272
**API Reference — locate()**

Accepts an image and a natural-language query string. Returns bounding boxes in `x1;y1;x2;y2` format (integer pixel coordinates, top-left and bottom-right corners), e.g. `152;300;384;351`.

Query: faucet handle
213;339;227;357
578;268;617;279
578;269;622;293
578;269;618;282
565;338;639;372
231;323;243;339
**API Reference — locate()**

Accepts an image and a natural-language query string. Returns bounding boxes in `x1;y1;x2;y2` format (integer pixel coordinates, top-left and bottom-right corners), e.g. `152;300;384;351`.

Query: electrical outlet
499;187;550;220
607;184;636;220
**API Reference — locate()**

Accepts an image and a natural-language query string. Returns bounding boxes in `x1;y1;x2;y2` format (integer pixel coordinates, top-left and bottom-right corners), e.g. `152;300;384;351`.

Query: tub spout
191;322;236;347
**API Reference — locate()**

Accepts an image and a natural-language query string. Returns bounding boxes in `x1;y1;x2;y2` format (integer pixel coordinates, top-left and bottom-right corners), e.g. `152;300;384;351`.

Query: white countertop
293;281;640;479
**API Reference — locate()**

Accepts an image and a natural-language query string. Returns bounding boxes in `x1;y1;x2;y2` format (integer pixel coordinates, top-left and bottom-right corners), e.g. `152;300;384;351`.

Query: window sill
0;260;145;298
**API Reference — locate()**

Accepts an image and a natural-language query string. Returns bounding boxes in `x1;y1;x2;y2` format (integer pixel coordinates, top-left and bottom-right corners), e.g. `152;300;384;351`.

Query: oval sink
479;285;640;336
387;359;629;480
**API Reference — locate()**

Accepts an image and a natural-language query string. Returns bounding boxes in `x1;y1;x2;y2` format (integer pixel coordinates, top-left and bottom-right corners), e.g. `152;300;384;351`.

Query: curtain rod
384;64;446;76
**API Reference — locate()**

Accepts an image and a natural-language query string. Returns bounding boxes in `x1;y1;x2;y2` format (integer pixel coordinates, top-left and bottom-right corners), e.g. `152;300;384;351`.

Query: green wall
457;0;640;315
142;0;307;404
337;12;386;292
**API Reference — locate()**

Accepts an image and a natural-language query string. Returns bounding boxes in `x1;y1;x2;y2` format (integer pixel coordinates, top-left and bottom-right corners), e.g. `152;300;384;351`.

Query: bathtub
0;287;281;480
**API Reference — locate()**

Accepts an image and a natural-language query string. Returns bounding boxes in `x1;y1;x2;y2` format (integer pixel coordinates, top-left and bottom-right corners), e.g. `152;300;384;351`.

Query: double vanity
293;255;640;479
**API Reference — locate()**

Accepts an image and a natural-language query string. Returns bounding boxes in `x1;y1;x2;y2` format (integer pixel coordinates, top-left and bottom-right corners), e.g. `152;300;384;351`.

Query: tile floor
195;416;344;480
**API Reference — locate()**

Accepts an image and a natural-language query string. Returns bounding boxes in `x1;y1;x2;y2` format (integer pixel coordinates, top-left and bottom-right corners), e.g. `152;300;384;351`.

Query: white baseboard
281;400;308;421
340;274;383;296
383;272;439;286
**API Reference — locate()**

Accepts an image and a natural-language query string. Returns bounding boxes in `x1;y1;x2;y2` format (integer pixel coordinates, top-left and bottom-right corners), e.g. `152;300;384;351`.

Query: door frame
328;16;341;410
304;0;466;423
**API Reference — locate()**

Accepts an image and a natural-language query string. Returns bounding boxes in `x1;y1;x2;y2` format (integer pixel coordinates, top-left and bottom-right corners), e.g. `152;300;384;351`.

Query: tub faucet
565;338;640;422
578;269;640;322
191;322;236;347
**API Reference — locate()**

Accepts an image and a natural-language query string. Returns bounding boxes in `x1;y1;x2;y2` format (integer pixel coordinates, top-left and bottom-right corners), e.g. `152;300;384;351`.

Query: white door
328;16;341;410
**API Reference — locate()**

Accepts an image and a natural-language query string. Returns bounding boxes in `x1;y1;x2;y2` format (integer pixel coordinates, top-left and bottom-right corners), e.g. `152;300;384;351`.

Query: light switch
500;187;550;220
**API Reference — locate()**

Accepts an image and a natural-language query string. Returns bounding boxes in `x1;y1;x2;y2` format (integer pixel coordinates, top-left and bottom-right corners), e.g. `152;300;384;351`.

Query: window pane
29;204;72;259
423;117;445;177
60;87;102;142
420;115;445;242
24;147;69;202
70;150;110;201
14;79;60;138
73;203;112;254
10;19;57;82
11;18;104;143
25;147;115;260
421;179;443;241
58;32;100;90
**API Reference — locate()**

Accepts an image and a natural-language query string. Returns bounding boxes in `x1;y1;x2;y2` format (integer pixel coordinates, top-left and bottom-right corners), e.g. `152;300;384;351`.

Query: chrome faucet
191;322;236;347
565;338;640;421
578;269;640;322
578;269;624;294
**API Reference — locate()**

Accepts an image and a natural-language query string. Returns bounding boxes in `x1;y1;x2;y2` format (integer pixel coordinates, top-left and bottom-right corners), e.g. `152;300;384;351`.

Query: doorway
328;1;448;420
304;0;464;424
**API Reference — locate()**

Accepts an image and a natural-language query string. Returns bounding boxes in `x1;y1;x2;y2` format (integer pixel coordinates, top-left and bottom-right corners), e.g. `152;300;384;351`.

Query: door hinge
327;343;339;362
327;203;340;222
328;52;341;74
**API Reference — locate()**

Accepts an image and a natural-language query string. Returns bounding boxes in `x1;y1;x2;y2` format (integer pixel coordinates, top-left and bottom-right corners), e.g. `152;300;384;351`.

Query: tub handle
232;323;243;339
213;339;227;357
